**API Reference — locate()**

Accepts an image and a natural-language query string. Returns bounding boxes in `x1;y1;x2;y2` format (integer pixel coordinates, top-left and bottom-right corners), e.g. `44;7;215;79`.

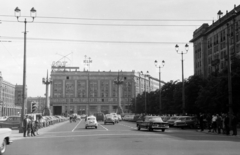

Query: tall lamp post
114;71;125;114
154;60;165;115
140;71;149;114
175;44;189;115
42;71;52;116
84;55;92;116
14;7;37;133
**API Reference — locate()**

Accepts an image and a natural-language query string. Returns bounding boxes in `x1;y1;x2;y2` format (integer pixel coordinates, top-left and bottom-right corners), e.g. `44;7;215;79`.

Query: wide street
7;120;240;155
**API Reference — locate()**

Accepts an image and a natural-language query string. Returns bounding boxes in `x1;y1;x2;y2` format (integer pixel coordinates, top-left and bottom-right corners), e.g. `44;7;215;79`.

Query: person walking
35;118;40;135
231;114;238;136
206;114;212;132
211;114;217;133
23;115;29;137
30;118;36;137
216;114;222;134
224;114;230;135
199;113;205;132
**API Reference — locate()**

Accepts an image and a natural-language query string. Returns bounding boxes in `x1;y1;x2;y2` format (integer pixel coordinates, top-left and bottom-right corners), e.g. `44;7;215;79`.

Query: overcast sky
0;0;239;97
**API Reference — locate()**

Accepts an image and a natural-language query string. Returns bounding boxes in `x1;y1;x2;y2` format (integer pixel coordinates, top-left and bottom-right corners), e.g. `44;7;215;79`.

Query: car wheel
0;139;6;155
85;126;87;129
162;129;165;132
95;126;97;129
113;122;115;125
138;126;141;130
148;126;152;131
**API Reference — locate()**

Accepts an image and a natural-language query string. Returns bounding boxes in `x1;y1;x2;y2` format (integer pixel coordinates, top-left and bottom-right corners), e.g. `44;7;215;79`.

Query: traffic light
31;102;38;113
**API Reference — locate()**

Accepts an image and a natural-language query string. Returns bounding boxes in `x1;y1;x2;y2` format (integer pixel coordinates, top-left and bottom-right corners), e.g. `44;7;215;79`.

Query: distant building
50;66;162;115
190;4;240;78
0;72;22;116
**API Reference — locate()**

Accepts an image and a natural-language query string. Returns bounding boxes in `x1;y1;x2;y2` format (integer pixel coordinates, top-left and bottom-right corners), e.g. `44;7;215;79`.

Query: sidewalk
10;121;69;140
196;128;240;137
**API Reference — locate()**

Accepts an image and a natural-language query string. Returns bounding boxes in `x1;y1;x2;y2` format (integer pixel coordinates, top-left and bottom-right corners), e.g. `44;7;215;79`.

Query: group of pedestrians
199;113;238;136
23;115;40;137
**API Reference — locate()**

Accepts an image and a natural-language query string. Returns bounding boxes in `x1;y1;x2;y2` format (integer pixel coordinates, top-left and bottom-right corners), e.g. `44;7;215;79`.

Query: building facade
190;4;240;78
50;67;161;115
0;72;22;116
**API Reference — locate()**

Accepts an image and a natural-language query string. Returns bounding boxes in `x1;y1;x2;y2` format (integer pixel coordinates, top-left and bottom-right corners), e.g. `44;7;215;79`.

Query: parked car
0;128;12;155
167;116;181;126
173;116;198;129
137;116;169;132
104;114;115;125
85;115;98;129
110;113;119;123
0;116;20;129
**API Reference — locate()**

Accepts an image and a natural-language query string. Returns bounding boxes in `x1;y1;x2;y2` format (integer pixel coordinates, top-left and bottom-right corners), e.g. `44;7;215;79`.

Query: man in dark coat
231;114;238;136
224;114;230;135
23;115;29;137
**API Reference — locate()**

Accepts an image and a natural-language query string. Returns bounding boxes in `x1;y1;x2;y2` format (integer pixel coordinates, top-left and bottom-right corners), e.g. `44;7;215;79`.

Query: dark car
94;112;105;122
137;116;169;132
0;116;21;129
173;116;198;129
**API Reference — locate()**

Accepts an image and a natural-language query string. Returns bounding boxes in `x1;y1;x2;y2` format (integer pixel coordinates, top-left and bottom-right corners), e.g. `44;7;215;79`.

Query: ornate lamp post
14;7;37;133
42;71;52;116
83;55;92;115
114;71;125;114
154;60;165;115
175;44;188;115
140;71;149;114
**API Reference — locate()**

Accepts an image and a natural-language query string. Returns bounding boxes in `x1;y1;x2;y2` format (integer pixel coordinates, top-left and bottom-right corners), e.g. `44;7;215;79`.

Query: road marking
119;123;137;130
72;120;82;132
100;124;109;131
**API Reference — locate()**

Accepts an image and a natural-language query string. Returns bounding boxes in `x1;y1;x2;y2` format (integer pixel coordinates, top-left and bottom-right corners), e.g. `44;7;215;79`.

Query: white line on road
100;124;109;131
72;120;82;132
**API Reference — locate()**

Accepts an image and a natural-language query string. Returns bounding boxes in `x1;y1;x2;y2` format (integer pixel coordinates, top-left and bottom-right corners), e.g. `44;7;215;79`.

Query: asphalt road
7;120;240;155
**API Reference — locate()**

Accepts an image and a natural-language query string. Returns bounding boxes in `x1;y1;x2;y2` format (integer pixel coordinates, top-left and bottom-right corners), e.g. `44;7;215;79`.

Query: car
137;116;169;132
110;113;119;123
0;128;12;155
117;115;122;121
104;114;115;125
173;116;198;129
167;116;181;126
85;115;98;129
0;116;21;129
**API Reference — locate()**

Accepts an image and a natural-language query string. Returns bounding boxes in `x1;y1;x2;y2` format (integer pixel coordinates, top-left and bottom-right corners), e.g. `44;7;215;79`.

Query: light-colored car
110;113;119;123
104;114;115;125
85;116;98;129
167;116;181;126
0;128;12;155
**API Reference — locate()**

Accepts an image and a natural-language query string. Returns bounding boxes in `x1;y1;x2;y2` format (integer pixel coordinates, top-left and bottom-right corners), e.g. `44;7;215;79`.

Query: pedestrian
199;113;205;132
23;115;29;137
211;114;217;133
222;114;226;134
216;114;222;134
27;116;32;136
35;118;40;135
231;114;238;136
224;114;230;135
30;118;36;137
206;114;212;132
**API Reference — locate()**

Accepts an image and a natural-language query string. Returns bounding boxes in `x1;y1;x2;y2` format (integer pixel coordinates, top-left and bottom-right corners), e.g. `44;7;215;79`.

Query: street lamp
154;60;165;115
42;70;52;116
175;44;188;115
140;71;149;114
83;55;92;116
15;7;37;133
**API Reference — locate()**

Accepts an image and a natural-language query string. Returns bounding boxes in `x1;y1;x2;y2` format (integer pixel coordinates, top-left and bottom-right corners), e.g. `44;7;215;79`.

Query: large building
50;66;161;115
190;4;240;78
0;72;22;116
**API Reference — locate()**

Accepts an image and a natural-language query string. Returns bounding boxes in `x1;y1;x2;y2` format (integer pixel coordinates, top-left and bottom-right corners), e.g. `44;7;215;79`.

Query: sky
0;0;239;97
